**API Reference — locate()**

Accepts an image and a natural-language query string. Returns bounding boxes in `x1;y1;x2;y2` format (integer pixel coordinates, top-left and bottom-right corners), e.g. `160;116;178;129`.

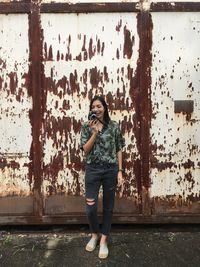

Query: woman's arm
117;150;124;186
83;131;98;155
117;150;123;170
82;120;100;155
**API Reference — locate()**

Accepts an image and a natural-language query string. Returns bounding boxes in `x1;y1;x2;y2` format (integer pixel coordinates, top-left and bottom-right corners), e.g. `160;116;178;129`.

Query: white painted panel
0;14;32;196
41;12;139;198
150;12;200;198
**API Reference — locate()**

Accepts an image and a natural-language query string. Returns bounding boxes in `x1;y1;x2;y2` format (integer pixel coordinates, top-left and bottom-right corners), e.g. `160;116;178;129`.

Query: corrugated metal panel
150;12;200;214
0;14;33;213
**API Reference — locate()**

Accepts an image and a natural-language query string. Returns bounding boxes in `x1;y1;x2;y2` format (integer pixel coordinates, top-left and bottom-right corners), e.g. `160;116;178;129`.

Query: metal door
41;12;142;223
0;14;34;216
150;12;200;219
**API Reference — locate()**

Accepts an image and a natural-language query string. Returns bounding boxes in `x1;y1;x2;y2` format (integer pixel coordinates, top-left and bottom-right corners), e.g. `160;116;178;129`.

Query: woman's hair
89;95;110;125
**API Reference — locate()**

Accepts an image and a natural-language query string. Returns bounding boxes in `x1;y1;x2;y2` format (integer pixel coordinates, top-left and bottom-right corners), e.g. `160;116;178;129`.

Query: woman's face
91;100;105;121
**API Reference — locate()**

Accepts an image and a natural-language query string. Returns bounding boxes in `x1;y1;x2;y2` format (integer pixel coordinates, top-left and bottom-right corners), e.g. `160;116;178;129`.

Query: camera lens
91;113;96;120
88;111;97;120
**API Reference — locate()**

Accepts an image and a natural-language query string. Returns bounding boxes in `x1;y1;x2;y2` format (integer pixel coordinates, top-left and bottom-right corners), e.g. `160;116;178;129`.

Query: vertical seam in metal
29;0;43;219
137;4;153;216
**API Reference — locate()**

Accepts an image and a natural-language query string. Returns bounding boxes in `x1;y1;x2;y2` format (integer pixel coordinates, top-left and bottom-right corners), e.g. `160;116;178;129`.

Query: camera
88;111;97;121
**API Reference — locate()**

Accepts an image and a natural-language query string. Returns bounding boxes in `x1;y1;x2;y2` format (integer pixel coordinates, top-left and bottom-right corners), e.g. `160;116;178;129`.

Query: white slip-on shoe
98;243;109;259
85;238;98;252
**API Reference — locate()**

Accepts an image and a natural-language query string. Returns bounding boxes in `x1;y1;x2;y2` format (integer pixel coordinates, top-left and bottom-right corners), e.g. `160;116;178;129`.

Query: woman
80;95;125;259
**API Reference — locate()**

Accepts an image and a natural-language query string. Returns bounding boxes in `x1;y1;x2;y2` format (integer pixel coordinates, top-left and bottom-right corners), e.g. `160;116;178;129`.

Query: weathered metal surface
40;2;139;13
0;1;200;224
1;1;200;15
41;12;141;214
150;12;200;214
0;14;33;213
150;2;200;12
41;0;137;3
0;3;31;14
28;1;44;218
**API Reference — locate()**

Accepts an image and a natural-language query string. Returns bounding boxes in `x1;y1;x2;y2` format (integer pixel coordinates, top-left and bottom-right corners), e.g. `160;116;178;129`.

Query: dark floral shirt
80;120;125;164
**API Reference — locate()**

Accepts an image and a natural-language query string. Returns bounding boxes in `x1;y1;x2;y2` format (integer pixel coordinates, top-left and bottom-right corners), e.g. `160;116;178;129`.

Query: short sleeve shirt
80;120;125;164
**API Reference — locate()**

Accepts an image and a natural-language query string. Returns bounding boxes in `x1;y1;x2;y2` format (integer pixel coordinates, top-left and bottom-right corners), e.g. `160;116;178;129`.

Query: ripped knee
86;198;95;206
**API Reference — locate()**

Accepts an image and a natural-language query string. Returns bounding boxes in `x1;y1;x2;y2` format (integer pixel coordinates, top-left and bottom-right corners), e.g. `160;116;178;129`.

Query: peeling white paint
150;12;200;198
41;13;139;196
0;15;32;196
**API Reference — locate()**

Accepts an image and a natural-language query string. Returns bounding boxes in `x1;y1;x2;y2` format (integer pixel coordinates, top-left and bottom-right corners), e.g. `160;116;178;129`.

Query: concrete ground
0;225;200;267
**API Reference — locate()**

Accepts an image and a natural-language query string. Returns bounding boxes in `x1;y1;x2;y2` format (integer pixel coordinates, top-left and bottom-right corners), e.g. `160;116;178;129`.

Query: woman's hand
83;120;99;154
117;171;123;186
88;119;100;133
117;171;124;198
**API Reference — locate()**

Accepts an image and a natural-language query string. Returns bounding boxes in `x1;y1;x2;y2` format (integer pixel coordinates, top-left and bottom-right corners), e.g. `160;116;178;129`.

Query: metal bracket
174;100;194;113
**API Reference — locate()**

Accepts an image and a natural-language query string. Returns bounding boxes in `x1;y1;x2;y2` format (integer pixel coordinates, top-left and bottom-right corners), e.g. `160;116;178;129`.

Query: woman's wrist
92;130;98;136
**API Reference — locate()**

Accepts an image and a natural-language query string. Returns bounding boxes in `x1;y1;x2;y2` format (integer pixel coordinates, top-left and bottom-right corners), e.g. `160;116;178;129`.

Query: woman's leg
97;167;117;258
85;166;101;235
101;167;118;239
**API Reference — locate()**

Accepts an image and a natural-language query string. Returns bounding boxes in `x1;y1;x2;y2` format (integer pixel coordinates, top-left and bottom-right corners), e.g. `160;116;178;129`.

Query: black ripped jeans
85;163;118;236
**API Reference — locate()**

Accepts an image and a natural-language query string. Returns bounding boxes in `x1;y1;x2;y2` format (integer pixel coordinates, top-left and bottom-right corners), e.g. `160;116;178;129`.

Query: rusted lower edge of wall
0;214;200;225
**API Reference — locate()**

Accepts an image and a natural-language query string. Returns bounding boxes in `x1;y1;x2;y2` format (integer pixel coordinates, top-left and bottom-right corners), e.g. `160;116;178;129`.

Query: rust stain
136;12;153;193
182;159;195;169
57;50;60;61
123;25;135;59
116;19;122;32
44;68;82;103
82;35;87;61
151;159;196;172
97;38;101;54
0;47;31;105
184;171;195;190
44;152;64;195
28;1;44;219
76;53;82;61
44;34;105;62
42;112;84;196
90;66;100;88
0;157;20;170
116;48;119;59
69;71;79;93
153;193;200;214
101;41;105;56
48;45;53;60
0;58;6;68
82;69;88;86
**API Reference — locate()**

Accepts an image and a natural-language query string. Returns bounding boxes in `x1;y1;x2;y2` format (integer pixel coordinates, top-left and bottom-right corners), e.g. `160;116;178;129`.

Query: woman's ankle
91;233;99;239
100;234;108;245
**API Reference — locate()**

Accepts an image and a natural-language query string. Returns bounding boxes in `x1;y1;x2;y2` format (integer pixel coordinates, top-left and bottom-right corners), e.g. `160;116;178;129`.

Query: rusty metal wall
0;0;200;224
150;12;200;214
0;14;34;215
41;12;141;217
